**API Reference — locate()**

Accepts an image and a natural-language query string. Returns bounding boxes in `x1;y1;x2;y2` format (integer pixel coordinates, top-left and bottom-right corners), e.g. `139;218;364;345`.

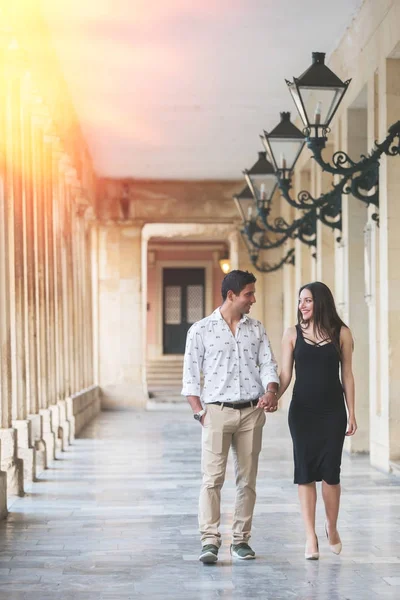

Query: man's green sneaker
230;542;256;560
199;544;219;563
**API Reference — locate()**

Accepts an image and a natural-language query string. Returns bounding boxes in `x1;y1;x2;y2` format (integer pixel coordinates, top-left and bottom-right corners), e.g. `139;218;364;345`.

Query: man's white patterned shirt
181;308;279;403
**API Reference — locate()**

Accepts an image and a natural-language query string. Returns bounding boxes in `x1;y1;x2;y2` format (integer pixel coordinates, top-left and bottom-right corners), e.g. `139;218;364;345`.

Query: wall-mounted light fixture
235;51;400;269
219;256;231;274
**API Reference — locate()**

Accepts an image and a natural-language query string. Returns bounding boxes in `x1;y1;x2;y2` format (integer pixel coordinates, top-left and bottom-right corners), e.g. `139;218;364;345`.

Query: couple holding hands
182;269;356;563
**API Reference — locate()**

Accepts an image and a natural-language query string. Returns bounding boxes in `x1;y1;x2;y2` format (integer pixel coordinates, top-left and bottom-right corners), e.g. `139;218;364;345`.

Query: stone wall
0;2;100;519
282;0;400;470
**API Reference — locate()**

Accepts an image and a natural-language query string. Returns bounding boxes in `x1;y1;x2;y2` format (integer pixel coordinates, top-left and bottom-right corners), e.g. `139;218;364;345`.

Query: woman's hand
346;415;357;436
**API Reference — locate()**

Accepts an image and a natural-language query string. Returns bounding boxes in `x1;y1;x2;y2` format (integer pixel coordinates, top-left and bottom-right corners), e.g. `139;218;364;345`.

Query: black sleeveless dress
288;325;347;485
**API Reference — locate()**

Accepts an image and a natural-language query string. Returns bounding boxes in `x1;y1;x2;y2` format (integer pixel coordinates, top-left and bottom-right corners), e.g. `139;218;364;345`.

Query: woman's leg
321;481;341;544
298;482;318;551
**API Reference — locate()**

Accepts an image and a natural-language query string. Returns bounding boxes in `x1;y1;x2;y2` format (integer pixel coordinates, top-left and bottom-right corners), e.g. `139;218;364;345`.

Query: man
181;270;279;563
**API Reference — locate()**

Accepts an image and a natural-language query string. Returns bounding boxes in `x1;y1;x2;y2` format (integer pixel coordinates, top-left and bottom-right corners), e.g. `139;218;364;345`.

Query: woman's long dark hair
297;282;348;356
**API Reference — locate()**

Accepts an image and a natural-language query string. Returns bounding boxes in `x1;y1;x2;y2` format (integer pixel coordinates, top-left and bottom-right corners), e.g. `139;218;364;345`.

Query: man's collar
211;307;249;323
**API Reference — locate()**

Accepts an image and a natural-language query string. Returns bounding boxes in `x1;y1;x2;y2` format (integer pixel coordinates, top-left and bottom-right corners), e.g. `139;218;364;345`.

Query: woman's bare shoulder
340;325;353;342
282;325;297;344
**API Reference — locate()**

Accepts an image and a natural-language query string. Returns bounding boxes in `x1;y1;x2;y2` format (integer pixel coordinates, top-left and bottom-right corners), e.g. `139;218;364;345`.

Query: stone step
147;372;183;380
147;364;184;373
148;382;183;389
147;361;184;389
147;360;191;406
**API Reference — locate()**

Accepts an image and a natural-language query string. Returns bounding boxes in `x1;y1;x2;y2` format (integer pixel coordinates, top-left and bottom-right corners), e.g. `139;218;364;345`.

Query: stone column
59;175;76;439
278;195;296;408
84;217;93;390
59;176;72;400
31;112;55;464
228;229;240;270
340;108;370;454
313;151;336;291
91;224;99;388
80;211;89;389
23;82;43;473
66;184;78;395
278;193;295;330
366;71;384;470
0;44;24;495
98;223;148;409
76;204;87;391
52;141;65;399
294;168;313;290
9;63;39;485
375;58;400;470
50;140;71;448
44;138;58;428
71;203;81;394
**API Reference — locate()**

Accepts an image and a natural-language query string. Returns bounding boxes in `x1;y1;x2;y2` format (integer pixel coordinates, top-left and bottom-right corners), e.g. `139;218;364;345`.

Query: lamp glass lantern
243;151;277;210
233;184;256;223
286;52;350;138
261;112;305;178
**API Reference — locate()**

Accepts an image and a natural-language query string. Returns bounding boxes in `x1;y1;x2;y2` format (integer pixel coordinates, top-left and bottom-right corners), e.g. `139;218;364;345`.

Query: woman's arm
340;326;357;436
277;326;296;400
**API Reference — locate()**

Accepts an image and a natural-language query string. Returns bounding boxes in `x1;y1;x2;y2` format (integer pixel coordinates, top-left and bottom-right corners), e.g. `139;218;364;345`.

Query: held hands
257;391;279;413
346;415;357;436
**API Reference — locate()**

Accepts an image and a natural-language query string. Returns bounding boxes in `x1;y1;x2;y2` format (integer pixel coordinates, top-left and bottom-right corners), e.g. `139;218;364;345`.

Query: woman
278;282;357;560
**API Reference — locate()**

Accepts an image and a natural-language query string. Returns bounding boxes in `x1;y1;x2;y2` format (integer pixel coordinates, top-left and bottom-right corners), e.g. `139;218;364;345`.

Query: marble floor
0;407;400;599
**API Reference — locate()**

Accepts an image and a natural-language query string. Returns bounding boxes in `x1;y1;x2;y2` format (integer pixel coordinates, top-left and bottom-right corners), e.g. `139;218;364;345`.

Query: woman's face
299;288;314;321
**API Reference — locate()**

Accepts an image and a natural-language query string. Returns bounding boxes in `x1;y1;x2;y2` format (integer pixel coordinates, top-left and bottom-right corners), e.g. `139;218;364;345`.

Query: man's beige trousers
199;403;266;547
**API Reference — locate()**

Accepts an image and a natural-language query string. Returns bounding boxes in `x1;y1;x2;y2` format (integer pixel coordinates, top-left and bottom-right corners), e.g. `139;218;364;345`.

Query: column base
39;409;56;465
0;429;24;496
57;400;71;449
0;470;7;520
49;405;62;453
12;420;37;484
66;397;76;442
28;414;46;476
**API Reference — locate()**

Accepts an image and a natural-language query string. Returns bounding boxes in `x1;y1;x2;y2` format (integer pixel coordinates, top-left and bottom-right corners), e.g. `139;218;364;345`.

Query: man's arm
181;324;205;416
257;326;280;411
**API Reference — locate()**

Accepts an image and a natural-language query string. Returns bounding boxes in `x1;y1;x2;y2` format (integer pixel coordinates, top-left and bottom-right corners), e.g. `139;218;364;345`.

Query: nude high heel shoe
304;535;319;560
325;522;342;555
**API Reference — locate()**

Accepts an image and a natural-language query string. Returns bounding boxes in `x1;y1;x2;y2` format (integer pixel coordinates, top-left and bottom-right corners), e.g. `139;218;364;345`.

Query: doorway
163;268;205;354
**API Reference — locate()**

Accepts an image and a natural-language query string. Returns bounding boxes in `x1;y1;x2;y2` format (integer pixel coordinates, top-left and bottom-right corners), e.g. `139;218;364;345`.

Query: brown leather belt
208;400;257;409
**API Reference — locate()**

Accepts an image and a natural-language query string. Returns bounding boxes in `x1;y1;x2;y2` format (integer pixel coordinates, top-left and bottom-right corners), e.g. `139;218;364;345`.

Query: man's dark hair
221;270;256;301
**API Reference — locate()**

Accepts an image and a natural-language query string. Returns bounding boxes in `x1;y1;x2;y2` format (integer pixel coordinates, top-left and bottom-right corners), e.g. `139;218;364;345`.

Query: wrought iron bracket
244;207;317;250
255;199;318;245
249;246;295;273
277;176;342;231
306;120;400;210
243;221;293;250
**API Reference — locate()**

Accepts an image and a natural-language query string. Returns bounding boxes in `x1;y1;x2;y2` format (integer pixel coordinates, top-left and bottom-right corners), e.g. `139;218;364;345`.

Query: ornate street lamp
261;111;341;228
233;183;256;224
285;51;400;220
243;151;277;212
261;112;305;180
260;112;342;232
241;153;313;237
286;52;350;140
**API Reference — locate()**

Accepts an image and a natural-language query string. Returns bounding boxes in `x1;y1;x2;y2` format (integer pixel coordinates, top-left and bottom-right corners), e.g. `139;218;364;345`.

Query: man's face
231;283;256;314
